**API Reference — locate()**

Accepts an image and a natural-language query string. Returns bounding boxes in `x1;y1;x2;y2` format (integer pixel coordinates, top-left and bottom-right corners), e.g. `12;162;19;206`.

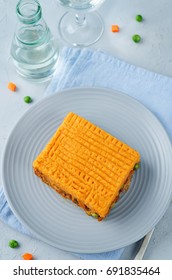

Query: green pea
24;96;32;103
134;163;140;170
111;203;116;209
136;15;143;22
91;213;99;219
8;240;19;248
132;34;141;43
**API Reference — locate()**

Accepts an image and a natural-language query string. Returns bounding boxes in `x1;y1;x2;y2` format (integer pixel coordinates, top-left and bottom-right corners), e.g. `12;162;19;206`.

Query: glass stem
75;13;86;26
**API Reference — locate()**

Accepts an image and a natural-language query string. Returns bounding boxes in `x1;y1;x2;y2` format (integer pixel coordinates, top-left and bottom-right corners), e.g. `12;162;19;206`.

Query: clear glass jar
11;0;59;81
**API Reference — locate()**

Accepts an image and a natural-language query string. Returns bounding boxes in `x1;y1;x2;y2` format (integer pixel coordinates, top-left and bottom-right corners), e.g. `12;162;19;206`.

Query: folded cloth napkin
1;47;172;260
45;47;172;140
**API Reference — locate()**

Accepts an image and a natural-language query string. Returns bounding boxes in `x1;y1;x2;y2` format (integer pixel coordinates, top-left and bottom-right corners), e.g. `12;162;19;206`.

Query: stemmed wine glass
56;0;106;47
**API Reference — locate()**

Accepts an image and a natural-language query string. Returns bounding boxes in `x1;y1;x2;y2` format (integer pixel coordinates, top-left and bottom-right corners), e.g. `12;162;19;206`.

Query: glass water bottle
11;0;59;81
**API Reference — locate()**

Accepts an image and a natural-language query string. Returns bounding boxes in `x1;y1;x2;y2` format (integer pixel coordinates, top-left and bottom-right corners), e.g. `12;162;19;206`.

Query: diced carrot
22;253;33;260
111;25;120;32
8;82;17;92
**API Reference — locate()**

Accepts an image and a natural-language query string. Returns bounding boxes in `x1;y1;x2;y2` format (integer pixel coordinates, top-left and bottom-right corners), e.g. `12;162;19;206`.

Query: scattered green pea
8;240;19;248
91;213;99;219
136;14;143;22
24;96;32;103
134;163;140;170
132;34;141;43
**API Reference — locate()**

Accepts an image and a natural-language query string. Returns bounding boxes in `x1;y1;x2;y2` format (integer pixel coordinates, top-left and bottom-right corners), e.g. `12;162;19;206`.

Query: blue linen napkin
1;47;172;260
0;190;30;236
45;47;172;140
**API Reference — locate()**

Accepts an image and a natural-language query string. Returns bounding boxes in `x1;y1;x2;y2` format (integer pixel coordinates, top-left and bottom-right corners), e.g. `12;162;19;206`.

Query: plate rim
2;86;172;253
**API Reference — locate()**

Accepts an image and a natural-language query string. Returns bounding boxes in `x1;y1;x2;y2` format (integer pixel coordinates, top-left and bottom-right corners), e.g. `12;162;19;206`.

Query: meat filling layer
34;166;137;221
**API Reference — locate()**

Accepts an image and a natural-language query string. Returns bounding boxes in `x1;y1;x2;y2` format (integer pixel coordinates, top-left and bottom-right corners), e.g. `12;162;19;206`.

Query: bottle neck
16;0;42;24
15;0;50;45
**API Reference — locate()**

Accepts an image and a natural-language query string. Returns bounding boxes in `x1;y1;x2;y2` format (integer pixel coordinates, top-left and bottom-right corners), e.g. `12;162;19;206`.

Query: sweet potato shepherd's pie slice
33;112;140;221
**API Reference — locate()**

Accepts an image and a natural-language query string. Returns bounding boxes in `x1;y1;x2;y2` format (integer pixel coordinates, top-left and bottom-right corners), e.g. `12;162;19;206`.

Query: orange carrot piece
111;25;120;32
8;82;17;92
22;253;33;260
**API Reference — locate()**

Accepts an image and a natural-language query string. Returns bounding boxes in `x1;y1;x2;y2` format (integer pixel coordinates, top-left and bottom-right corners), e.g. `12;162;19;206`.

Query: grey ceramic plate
2;88;172;253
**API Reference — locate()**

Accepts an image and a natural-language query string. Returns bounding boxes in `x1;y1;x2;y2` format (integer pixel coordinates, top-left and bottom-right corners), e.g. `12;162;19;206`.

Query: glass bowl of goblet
56;0;106;47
